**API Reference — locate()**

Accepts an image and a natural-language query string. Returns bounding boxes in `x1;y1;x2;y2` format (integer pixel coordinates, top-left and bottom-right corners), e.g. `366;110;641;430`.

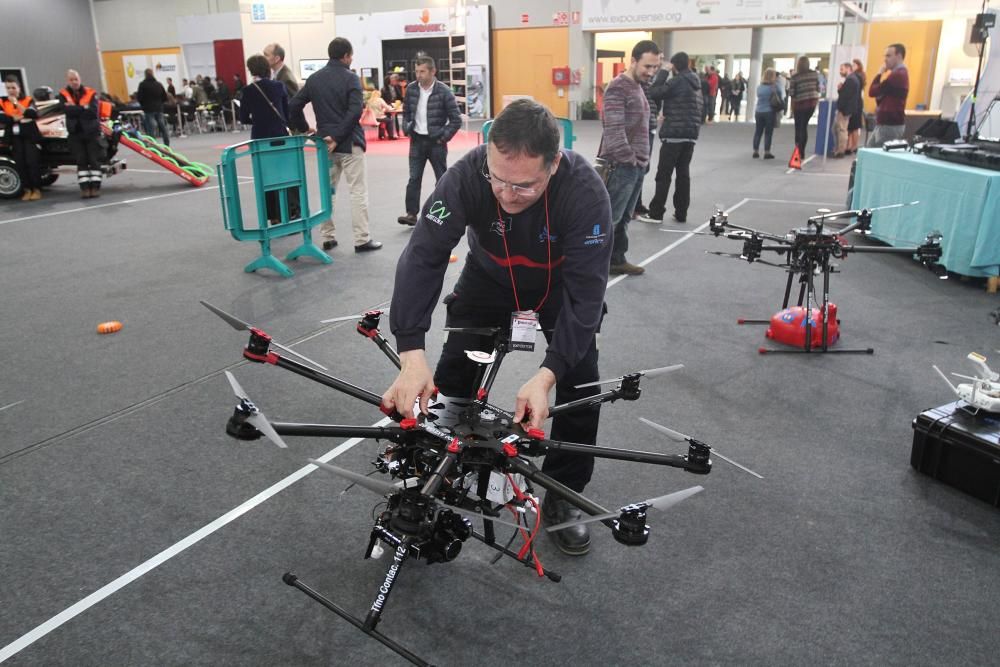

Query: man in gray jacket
397;56;463;226
640;52;703;224
289;37;382;252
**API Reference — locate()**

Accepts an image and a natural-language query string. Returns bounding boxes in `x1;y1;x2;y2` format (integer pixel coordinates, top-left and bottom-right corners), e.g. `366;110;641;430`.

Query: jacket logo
491;216;512;237
426;200;451;225
584;222;606;246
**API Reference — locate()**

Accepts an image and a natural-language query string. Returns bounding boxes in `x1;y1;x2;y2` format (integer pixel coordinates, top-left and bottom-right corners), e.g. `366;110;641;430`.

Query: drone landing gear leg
470;530;562;582
738;261;798;327
282;571;433;667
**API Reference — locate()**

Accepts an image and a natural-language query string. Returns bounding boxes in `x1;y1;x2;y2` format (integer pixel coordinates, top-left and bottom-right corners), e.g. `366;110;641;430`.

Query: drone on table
694;202;944;354
201;300;760;666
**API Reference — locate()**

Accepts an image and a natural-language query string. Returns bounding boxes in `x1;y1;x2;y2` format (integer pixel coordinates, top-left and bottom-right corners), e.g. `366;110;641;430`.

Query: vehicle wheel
0;161;23;199
41;172;59;187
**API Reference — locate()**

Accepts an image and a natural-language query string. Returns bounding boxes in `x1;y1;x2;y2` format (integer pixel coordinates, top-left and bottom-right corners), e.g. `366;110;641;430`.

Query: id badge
509;310;538;352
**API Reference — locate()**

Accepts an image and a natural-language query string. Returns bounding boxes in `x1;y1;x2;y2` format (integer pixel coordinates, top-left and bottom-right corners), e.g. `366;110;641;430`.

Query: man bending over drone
383;100;613;556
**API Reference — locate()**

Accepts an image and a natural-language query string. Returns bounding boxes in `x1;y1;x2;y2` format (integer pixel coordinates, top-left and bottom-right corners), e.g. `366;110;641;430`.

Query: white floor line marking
0;197;752;660
0;417;391;663
0;400;24;413
607;198;751;288
785;153;817;174
0;186;220;226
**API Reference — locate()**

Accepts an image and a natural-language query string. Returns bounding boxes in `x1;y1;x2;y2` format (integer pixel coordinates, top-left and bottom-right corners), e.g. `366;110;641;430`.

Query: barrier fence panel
217;134;332;277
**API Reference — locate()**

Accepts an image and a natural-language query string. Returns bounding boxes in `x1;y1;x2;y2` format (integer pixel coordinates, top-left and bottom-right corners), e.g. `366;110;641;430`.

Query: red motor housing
765;304;840;349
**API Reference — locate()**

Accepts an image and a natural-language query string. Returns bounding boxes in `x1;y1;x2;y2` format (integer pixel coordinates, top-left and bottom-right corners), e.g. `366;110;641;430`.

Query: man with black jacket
289;37;382;252
382;100;612;556
640;52;703;224
833;62;860;158
396;56;463;226
137;69;170;146
59;69;104;198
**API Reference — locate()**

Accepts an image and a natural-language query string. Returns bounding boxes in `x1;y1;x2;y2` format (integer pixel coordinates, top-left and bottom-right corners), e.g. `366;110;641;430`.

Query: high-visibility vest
61;86;96;107
1;96;33;118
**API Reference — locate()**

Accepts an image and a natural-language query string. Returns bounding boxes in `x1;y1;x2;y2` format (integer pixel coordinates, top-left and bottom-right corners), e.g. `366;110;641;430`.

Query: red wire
507;474;544;577
494;190;552;314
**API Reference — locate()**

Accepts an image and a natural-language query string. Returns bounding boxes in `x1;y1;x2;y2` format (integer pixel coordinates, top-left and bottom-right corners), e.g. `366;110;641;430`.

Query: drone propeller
950;372;993;383
544;485;704;532
201;300;329;371
638;417;763;479
574;364;683;390
308;459;400;495
224;371;288;449
320;301;391;324
443;502;539;532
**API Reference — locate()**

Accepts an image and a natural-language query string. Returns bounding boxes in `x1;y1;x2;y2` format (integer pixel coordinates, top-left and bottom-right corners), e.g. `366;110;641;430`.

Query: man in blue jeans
397;56;463;226
136;68;170;146
600;40;660;275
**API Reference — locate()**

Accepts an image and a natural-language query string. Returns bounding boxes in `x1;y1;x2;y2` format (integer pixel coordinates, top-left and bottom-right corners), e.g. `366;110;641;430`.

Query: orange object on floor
97;321;123;334
788;146;802;170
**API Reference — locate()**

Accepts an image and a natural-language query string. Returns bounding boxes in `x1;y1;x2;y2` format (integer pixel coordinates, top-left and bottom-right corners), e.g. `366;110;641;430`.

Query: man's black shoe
355;239;383;253
322;239;338;250
541;495;591;556
634;203;649;216
397;213;417;226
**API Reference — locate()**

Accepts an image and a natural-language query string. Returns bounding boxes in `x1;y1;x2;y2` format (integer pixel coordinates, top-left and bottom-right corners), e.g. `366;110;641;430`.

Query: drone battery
911;401;1000;507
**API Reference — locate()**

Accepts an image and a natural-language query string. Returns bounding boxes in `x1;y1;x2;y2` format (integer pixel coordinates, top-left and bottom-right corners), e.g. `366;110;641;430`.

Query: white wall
671;25;839;56
238;0;337;77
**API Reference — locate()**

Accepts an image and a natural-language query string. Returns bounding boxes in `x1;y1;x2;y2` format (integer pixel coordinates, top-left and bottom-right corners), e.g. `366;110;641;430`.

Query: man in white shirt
397;56;462;226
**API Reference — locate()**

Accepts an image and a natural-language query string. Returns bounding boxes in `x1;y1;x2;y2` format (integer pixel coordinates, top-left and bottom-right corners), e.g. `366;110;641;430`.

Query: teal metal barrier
480;117;575;149
217;135;332;277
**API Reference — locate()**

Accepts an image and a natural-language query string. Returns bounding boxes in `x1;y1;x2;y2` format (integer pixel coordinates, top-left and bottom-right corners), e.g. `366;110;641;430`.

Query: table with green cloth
851;148;1000;278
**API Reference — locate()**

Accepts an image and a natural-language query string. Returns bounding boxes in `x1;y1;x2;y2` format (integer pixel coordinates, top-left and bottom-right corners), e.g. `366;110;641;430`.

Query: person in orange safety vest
1;75;43;201
58;69;104;198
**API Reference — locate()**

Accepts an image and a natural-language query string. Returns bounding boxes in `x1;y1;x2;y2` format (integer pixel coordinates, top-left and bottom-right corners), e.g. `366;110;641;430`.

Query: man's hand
323;135;337;153
382;350;436;420
513;367;557;430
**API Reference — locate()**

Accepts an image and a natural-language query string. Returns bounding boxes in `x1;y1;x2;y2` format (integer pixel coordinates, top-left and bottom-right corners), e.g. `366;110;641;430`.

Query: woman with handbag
752;68;783;159
239;54;295;224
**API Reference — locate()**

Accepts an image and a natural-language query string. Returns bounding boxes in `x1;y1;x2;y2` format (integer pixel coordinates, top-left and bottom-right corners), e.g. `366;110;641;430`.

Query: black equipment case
911;401;1000;507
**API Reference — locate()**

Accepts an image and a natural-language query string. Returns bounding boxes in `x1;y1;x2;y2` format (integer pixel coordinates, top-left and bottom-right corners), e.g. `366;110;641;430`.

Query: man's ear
550;151;563;174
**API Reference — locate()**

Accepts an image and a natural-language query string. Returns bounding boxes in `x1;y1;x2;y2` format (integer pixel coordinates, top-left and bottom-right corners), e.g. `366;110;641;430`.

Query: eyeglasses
481;159;544;198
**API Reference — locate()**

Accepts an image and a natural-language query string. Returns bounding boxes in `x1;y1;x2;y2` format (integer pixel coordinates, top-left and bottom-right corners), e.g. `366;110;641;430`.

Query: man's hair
246;54;270;78
415;56;436;71
670;52;690;72
328;37;353;60
841;62;852;69
889;43;906;59
271;44;285;60
631;40;660;61
488;99;560;166
4;75;18;84
144;68;154;78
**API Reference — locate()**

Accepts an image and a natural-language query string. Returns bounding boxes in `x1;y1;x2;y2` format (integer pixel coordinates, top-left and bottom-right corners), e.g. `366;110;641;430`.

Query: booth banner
250;0;322;23
581;0;839;30
123;54;180;94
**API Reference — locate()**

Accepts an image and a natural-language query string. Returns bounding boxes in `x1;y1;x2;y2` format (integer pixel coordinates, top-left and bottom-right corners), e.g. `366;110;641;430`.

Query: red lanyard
495;190;552;313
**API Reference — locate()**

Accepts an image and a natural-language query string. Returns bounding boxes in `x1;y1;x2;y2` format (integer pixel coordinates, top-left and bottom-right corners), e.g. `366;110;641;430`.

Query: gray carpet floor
2;119;999;666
